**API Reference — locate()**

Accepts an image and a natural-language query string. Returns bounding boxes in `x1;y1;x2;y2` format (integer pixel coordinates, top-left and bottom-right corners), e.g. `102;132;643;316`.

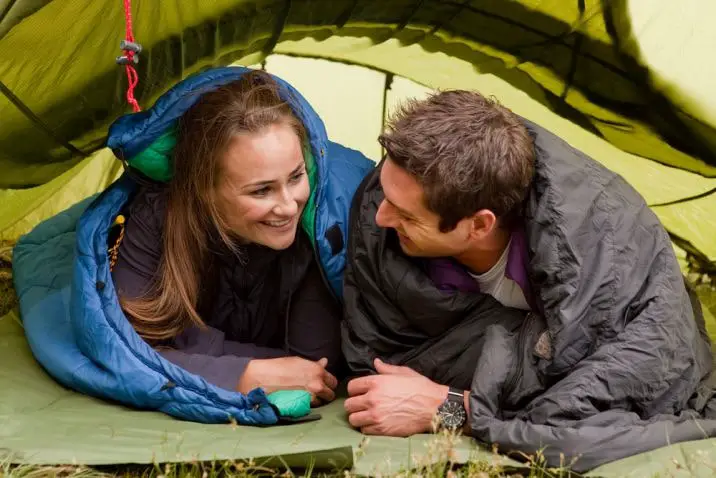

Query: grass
0;241;15;317
0;434;573;478
0;459;530;478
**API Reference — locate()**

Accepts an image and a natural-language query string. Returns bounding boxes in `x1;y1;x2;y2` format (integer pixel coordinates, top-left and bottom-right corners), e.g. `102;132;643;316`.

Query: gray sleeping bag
341;119;716;472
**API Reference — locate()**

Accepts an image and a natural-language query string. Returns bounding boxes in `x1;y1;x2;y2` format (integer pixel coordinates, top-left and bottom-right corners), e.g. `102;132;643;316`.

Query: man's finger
348;410;375;428
360;424;383;436
346;376;376;396
374;358;397;374
362;424;409;437
317;357;328;368
374;358;418;376
344;394;371;414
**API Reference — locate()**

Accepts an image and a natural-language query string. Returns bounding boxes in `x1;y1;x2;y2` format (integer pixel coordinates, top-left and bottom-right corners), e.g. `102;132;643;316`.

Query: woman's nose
273;188;299;216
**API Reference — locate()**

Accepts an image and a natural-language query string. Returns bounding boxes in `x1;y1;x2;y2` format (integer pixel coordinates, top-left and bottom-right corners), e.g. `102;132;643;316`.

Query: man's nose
375;200;394;228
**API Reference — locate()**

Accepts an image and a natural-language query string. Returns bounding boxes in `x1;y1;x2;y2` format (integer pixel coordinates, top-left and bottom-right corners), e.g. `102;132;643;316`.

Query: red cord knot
118;0;142;112
116;39;142;65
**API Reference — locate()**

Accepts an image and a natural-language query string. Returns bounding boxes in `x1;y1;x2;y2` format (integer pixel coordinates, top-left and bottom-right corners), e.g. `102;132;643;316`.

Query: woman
110;69;371;405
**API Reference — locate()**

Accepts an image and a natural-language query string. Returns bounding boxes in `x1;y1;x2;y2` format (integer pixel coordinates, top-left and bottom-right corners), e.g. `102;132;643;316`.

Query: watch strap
437;387;467;430
446;387;464;403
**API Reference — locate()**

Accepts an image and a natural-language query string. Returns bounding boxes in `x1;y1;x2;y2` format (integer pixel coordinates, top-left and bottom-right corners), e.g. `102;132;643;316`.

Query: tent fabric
10;67;374;425
1;0;715;188
1;0;716;473
3;51;715;267
1;0;714;267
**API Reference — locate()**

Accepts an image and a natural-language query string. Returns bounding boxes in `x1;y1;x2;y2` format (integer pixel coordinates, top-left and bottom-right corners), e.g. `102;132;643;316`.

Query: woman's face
216;122;310;250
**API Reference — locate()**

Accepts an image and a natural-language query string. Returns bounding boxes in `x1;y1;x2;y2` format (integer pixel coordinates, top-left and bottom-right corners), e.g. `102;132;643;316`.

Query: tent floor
3;310;716;477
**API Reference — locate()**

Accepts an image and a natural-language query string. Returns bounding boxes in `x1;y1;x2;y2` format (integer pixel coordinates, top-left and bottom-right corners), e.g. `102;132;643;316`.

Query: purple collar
425;227;534;309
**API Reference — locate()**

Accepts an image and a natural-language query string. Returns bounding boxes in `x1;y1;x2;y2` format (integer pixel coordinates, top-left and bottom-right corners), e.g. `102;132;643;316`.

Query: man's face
375;158;473;258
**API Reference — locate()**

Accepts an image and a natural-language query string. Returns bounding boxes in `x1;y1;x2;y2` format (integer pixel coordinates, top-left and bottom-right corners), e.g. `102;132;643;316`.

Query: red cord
123;0;141;112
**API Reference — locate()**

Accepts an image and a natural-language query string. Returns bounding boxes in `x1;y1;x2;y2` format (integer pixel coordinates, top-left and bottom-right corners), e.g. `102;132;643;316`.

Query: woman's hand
237;356;338;404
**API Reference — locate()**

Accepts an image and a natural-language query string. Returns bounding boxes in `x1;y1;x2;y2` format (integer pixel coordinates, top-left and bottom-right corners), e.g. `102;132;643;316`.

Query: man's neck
453;228;511;274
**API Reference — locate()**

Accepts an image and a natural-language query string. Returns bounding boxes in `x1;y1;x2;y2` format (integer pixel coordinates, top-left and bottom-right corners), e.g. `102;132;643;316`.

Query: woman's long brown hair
120;71;308;342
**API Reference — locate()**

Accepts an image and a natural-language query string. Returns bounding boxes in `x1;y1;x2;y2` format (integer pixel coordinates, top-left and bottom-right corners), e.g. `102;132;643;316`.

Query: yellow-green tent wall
1;1;716;475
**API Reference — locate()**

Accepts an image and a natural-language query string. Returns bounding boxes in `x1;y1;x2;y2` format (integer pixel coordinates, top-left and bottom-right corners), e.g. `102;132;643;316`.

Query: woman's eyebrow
244;163;305;189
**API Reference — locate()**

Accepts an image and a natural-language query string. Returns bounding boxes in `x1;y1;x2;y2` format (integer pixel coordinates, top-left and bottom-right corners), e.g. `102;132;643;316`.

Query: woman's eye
290;171;305;183
250;187;270;196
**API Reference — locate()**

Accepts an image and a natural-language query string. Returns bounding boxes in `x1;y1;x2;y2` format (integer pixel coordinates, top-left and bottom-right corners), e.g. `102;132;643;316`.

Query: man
341;90;716;471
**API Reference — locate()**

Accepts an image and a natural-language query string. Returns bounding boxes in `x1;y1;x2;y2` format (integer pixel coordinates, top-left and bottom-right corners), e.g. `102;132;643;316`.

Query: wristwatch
436;387;467;430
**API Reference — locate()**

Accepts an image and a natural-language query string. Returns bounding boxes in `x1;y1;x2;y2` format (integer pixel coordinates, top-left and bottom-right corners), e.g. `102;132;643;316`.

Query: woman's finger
315;383;336;403
323;369;338;389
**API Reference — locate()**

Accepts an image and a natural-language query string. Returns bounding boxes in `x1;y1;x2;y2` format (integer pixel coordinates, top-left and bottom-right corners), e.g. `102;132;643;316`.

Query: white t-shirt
468;239;531;310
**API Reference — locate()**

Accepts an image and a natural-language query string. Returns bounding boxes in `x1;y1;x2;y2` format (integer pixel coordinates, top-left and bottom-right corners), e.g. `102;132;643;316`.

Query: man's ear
470;210;498;239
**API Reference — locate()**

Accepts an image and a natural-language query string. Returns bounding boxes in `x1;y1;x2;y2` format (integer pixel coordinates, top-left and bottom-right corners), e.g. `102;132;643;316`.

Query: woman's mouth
262;218;294;230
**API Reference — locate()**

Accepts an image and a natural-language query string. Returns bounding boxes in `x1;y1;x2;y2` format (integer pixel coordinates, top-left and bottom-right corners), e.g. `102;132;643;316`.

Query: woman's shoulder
112;185;170;297
125;185;170;233
117;184;170;263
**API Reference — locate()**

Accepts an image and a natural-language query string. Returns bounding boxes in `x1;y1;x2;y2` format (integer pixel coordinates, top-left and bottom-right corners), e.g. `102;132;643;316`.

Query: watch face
438;400;466;429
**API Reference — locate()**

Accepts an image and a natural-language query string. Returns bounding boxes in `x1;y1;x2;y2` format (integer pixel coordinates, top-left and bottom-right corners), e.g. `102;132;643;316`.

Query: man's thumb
374;358;400;374
375;358;419;376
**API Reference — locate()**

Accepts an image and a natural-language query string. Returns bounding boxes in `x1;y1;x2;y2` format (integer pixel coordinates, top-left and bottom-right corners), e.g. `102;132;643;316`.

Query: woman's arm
169;260;343;393
158;325;287;392
181;260;343;393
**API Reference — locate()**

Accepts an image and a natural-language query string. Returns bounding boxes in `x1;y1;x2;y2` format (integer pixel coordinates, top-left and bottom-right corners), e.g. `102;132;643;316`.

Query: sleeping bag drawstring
108;215;126;272
116;0;142;113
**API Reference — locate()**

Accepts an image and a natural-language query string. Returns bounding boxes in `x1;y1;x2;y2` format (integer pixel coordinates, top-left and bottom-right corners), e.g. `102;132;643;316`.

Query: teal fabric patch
266;390;312;418
127;130;176;182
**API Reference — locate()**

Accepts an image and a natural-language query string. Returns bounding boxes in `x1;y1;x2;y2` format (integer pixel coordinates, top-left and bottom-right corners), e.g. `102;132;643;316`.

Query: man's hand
238;356;338;405
344;358;448;436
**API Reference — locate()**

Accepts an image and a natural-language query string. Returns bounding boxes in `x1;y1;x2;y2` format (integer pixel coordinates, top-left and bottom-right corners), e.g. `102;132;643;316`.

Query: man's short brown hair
378;90;535;232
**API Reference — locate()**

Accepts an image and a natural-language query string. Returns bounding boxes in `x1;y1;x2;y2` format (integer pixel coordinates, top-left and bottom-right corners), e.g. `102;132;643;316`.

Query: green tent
2;0;716;475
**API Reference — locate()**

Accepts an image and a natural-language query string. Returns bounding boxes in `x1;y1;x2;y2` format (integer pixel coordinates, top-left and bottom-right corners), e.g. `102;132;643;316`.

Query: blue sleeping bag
12;67;375;424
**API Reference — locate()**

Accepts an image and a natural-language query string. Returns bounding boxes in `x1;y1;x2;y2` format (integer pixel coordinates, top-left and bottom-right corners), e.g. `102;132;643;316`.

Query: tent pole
0;80;89;158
